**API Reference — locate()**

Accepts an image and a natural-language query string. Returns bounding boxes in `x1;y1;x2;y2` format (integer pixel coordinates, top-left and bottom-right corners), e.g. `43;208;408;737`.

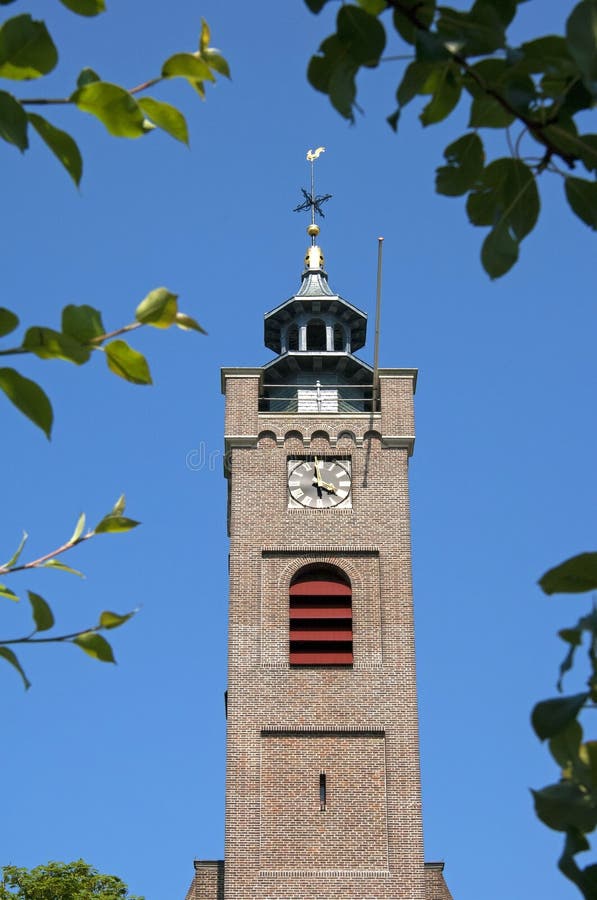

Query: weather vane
294;147;332;225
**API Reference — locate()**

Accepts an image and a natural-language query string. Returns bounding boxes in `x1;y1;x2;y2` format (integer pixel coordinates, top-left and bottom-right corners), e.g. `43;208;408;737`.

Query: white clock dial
288;457;351;509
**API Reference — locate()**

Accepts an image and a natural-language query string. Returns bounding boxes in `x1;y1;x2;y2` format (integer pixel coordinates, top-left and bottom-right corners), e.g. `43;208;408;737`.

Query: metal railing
259;381;379;414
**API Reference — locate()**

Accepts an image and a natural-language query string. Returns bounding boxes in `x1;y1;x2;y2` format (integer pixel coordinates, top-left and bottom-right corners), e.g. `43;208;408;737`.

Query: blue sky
1;1;595;898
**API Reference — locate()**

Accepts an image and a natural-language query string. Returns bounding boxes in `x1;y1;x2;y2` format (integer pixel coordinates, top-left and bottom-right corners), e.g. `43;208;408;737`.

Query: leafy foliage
0;11;230;185
0;859;143;900
0;4;218;691
0;288;205;438
533;554;597;897
305;0;597;278
0;495;140;689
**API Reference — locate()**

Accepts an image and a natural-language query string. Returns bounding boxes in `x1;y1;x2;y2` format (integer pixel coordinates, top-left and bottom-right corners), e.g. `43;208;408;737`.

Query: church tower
185;157;452;900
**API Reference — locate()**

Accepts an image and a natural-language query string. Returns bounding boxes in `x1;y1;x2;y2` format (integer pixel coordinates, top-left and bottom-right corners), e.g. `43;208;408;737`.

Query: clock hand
319;480;337;494
314;456;323;486
313;458;337;494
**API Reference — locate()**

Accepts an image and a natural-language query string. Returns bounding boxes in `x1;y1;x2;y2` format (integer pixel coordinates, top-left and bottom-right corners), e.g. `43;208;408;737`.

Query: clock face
288;457;351;509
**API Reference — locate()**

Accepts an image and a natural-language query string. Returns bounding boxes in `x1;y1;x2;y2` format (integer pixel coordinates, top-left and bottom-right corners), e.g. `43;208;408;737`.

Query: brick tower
185;197;452;899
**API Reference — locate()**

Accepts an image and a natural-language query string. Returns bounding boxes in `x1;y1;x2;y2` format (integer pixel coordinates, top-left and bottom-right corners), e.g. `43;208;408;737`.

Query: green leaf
73;631;115;663
0;307;19;337
549;720;583;770
481;223;519;279
94;515;140;535
560;627;583;645
387;108;400;131
0;583;19;600
69;512;86;544
174;312;207;334
0;367;53;437
98;609;135;629
518;36;574;73
532;693;590;741
58;0;105;16
532;782;597;832
76;67;100;88
0;647;30;689
72;82;148;138
469;92;515;127
485;0;518;27
577;134;597;172
542;120;583;160
540;552;597;594
105;339;152;385
61;304;104;343
416;29;451;63
110;494;126;516
42;560;84;577
420;63;461;126
392;1;435;45
27;590;54;632
357;0;387;14
436;3;506;56
502;73;537;116
199;18;210;53
304;0;333;10
2;530;27;569
395;61;435;108
135;287;178;328
566;0;597;90
328;58;358;119
0;89;28;150
139;97;189;144
23;326;90;364
189;80;206;100
436;132;484;196
565;176;597;230
161;53;215;83
201;48;231;79
0;14;58;79
27;113;82;186
464;56;509;95
558;829;591;890
336;4;386;66
468;158;539;238
308;33;341;90
581;741;597;787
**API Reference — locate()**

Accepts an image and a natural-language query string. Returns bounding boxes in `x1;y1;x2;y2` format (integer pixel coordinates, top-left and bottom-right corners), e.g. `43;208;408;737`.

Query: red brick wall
218;369;428;899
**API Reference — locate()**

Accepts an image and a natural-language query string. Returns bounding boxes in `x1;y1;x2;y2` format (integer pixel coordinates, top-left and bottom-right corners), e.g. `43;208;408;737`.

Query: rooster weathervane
294;146;332;223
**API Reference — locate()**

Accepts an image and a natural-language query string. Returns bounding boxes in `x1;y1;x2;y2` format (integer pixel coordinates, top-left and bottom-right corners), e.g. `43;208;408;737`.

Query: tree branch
0;533;93;577
386;0;577;167
0;625;103;646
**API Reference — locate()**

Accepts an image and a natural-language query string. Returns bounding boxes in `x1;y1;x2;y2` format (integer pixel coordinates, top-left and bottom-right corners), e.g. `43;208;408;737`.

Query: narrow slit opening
319;772;327;811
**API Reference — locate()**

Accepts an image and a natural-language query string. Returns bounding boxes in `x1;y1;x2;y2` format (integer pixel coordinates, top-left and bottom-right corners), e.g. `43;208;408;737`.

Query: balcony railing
259;381;379;414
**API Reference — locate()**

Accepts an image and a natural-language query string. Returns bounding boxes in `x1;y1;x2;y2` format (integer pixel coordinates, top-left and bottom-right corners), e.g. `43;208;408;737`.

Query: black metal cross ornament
293;187;333;219
293;147;332;222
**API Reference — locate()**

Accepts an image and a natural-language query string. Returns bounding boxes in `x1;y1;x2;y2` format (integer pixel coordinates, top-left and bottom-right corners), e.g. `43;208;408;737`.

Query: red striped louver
289;568;353;665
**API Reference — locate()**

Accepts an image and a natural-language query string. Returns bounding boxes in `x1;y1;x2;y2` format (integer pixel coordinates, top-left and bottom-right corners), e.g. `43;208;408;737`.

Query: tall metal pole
372;237;384;411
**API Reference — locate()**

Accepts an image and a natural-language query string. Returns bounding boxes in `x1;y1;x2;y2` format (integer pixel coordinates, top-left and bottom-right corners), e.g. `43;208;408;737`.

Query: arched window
287;323;298;351
306;318;327;351
289;566;353;665
333;323;344;351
